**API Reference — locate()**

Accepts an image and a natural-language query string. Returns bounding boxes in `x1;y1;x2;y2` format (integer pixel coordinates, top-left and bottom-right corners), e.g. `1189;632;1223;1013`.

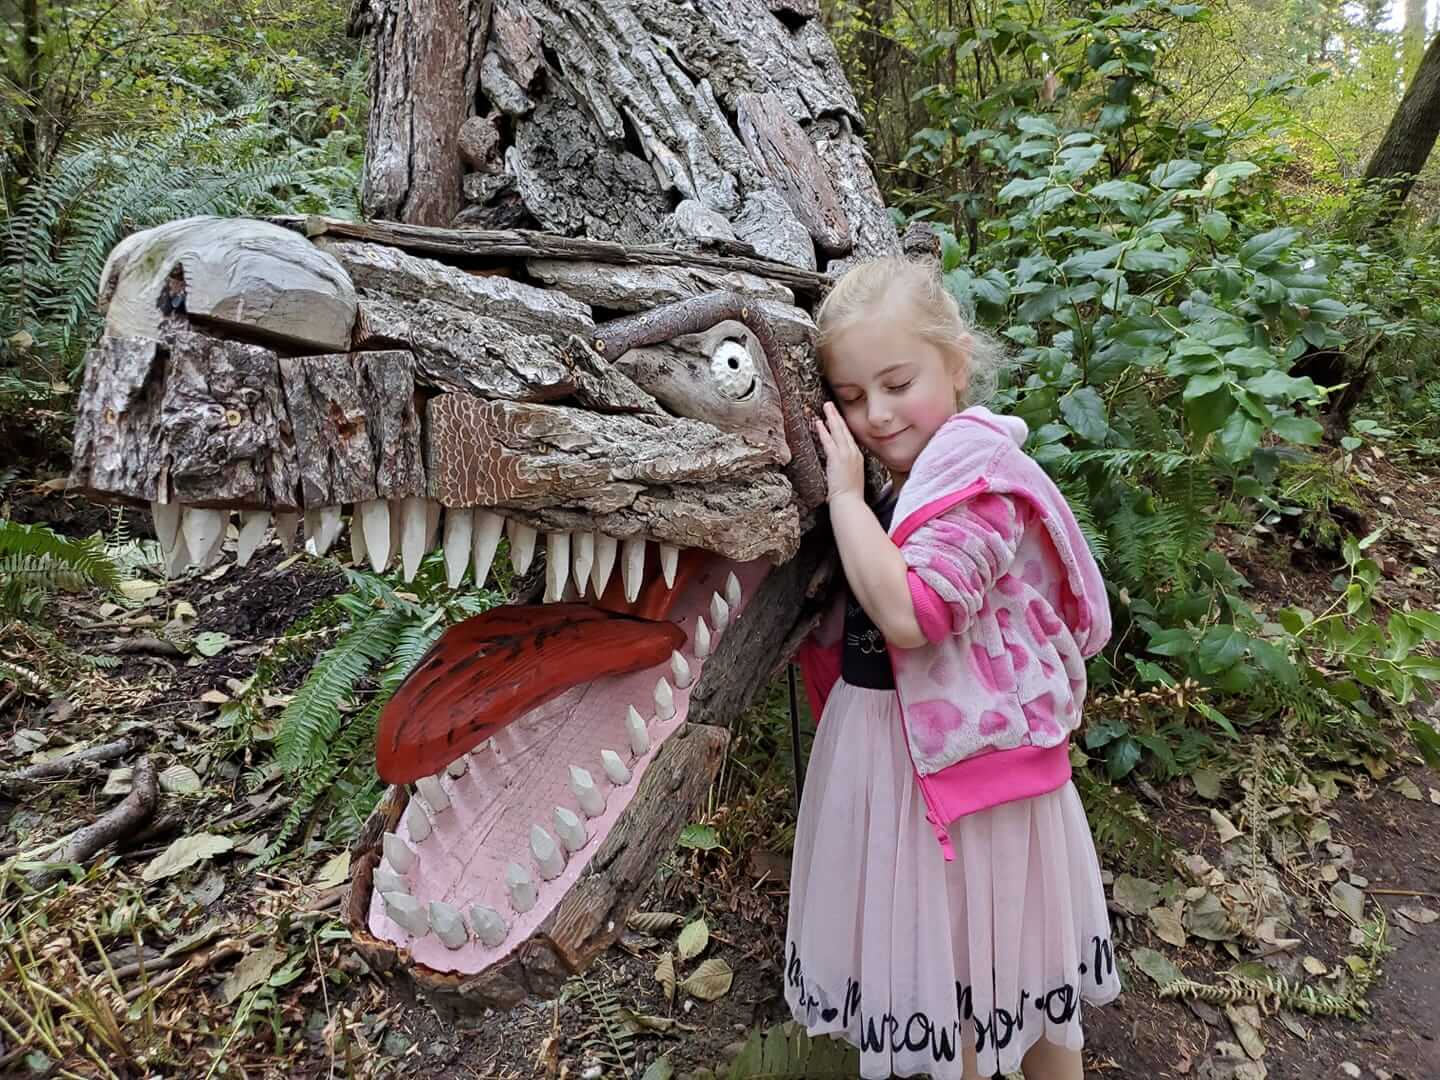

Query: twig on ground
0;738;133;790
103;636;185;658
1366;887;1440;899
29;757;160;889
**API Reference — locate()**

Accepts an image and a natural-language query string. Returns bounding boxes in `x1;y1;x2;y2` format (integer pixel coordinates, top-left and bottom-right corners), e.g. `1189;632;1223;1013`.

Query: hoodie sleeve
898;493;1023;643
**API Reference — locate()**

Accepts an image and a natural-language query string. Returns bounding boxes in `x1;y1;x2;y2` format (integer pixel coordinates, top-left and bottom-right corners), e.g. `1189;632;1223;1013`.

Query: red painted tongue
375;604;685;784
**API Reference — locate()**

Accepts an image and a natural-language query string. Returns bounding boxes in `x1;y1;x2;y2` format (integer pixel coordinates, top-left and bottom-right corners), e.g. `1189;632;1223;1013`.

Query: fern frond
273;608;406;773
0;521;123;590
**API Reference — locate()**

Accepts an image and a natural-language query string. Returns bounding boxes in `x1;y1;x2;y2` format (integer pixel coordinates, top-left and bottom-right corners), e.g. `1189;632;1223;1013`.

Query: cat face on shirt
824;314;966;481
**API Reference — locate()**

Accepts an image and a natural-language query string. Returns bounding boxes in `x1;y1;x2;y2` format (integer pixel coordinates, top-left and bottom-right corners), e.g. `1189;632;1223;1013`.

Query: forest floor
2;437;1438;1079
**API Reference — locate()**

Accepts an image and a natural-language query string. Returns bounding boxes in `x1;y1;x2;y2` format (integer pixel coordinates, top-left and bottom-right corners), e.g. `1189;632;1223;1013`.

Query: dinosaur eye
710;339;757;400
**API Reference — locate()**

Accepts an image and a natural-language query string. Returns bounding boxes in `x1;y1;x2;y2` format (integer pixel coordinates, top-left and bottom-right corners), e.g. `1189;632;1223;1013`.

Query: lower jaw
362;555;769;975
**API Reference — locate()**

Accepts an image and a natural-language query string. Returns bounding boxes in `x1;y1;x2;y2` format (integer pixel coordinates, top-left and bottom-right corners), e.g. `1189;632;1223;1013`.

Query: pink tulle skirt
784;679;1120;1079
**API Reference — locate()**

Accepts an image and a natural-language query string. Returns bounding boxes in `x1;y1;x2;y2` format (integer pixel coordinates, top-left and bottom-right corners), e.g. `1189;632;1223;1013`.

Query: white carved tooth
151;500;182;553
694;616;713;659
373;866;407;896
430;901;469;949
530;824;566;880
404;799;432;842
472;510;505;586
274;511;300;555
469;904;508;947
572;531;595;597
621;537;646;603
625;706;650;756
383;892;430;936
554;806;587;854
416;776;450;813
446;755;468;778
569;765;606;818
348;510;367;566
304;507;342;557
659;543;679;589
182;507;226;569
443;506;474;588
654;677;676;721
601;749;631;786
163;528;191;578
383;832;417;874
399;495;429;582
725;571;742;612
506;862;538;913
592;533;619;597
359;498;391;572
544;531;571;602
507;519;537;574
710;593;731;633
318;506;344;556
670;651;692;689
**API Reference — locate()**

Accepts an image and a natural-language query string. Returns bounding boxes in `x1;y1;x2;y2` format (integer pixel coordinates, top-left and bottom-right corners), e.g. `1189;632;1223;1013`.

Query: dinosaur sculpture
66;0;914;1016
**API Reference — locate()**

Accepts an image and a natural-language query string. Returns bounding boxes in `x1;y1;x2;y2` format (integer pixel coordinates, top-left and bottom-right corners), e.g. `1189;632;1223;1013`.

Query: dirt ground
2;438;1439;1079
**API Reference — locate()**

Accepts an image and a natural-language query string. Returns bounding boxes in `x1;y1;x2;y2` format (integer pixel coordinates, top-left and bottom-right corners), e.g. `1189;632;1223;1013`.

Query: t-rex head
67;212;847;1010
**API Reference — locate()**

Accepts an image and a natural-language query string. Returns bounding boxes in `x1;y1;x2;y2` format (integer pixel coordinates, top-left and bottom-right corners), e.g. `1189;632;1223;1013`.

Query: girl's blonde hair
815;256;1006;407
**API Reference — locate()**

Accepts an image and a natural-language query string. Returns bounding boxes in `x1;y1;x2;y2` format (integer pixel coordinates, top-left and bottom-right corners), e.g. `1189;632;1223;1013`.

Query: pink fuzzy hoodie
797;406;1111;860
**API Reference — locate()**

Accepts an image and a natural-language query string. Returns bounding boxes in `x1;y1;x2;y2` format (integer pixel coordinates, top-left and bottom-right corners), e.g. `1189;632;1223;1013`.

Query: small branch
30;757;159;889
1;738;133;790
103;637;185;658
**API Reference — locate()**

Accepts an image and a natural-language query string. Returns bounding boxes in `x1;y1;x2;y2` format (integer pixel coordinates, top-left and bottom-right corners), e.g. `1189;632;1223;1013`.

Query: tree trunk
1363;32;1440;205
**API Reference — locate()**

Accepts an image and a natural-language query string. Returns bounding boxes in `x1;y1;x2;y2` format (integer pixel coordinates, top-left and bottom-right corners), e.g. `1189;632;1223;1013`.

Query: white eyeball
710;339;757;400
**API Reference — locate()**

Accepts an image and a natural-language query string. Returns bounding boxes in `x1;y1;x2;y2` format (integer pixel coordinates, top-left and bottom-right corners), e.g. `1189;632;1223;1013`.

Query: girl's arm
813;403;927;649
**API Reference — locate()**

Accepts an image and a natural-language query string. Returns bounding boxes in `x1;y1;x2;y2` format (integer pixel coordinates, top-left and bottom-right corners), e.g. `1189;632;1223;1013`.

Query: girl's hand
813;402;865;504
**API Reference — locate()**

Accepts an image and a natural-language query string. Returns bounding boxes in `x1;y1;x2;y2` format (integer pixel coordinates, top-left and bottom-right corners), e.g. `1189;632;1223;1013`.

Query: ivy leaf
1198;626;1247;673
1216;410;1263;463
192;632;232;658
1089;179;1149;202
1106;736;1142;780
1244;370;1318;400
998;176;1050;203
1130;947;1182;987
1149;159;1203;189
1199;210;1231;242
1059;387;1109;443
1271;415;1323;446
677;824;721;851
1200;161;1259;198
142;833;234;882
1237;226;1301;268
1249;639;1298;687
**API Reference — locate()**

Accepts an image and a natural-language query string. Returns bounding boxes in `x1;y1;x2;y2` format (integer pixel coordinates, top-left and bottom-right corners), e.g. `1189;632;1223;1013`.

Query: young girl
788;257;1119;1080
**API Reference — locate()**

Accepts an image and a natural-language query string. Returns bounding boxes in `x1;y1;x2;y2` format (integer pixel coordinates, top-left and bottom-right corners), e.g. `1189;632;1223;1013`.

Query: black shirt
840;492;899;690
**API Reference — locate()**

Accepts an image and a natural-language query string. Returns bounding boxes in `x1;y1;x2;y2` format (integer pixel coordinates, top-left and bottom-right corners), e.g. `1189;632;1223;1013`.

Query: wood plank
271;215;831;297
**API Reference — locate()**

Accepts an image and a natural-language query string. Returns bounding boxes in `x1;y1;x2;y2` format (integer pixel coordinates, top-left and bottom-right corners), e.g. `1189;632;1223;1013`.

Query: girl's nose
867;400;892;426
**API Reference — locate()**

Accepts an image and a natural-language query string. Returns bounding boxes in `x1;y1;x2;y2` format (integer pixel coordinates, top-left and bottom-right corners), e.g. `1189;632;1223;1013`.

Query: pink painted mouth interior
366;556;769;973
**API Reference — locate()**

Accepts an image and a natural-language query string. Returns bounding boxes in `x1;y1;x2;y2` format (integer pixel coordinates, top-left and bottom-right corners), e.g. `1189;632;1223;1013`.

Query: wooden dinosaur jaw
361;555;767;977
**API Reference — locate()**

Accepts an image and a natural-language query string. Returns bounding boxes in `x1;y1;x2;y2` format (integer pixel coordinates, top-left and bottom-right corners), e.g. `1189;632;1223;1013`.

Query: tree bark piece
316;238;594;340
810;117;903;264
98;216;356;351
69;336;166;504
594;292;827;510
459;115;503;172
563;336;662;414
426;395;786;508
272;216;831;298
512;87;673;243
162;330;300;509
736;92;852;256
355;298;578;402
360;0;489;225
1363;32;1440;206
352;350;427;501
344;723;727;1014
613;321;787;461
526;259;795;310
277;354;380;508
502;473;800;563
732;189;815;270
32;757;159;889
